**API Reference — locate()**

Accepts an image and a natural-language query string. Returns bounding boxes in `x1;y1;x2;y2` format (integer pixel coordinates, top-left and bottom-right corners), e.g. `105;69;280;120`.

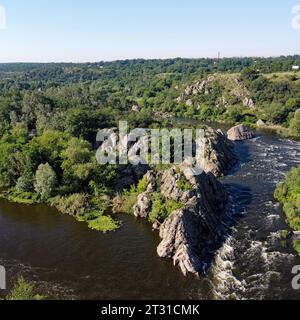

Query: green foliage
177;175;194;192
50;193;89;217
6;277;46;301
87;215;120;233
240;67;260;83
61;137;93;188
89;164;118;196
148;193;183;223
114;175;149;214
34;163;57;200
293;239;300;254
0;189;40;205
275;167;300;233
288;109;300;138
136;175;149;193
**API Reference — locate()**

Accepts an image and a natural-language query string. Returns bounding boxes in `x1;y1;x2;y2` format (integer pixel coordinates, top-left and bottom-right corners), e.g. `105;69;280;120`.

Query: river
0;129;300;300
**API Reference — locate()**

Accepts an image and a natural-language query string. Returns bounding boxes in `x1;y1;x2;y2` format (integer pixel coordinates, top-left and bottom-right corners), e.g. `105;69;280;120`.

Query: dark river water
0;129;300;300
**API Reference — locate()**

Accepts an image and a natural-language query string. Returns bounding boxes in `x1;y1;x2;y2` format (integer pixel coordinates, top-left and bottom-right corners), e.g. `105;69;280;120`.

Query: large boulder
227;125;254;141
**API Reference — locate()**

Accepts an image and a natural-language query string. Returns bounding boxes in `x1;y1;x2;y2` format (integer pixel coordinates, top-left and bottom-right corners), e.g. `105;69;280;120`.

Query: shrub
177;176;193;192
50;193;89;217
7;277;46;301
148;193;183;223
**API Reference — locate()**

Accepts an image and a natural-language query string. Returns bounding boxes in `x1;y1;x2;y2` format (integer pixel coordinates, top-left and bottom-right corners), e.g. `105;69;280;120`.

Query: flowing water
0;129;300;300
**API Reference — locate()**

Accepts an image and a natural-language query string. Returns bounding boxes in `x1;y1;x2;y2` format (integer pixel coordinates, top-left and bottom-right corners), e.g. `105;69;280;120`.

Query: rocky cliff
133;166;229;276
197;127;238;177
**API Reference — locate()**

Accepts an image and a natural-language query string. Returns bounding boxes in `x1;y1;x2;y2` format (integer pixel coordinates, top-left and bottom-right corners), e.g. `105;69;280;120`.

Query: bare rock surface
133;164;228;276
227;125;255;141
196;128;238;177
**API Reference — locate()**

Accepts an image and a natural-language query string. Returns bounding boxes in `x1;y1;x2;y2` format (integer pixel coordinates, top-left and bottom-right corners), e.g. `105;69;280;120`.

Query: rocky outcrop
196;128;238;177
243;97;255;108
98;126;238;179
184;76;255;109
185;77;215;96
133;171;156;218
133;166;228;276
227;125;254;141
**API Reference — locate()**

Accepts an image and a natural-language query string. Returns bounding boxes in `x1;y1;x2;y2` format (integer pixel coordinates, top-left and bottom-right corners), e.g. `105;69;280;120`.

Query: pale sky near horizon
0;0;299;62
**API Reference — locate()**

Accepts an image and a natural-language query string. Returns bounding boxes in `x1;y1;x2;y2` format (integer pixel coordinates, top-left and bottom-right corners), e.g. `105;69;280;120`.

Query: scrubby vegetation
148;193;183;223
5;277;46;301
275;167;300;253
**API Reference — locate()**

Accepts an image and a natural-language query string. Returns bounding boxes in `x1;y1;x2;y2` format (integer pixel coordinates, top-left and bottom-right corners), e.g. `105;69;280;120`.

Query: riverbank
0;189;120;233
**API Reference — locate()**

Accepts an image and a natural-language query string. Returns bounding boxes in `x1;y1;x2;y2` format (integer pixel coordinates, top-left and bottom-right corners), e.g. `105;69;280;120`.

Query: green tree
61;138;93;189
34;163;57;199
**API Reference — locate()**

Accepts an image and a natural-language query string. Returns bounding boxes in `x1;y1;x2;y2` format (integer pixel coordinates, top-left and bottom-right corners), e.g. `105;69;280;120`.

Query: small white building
292;65;299;71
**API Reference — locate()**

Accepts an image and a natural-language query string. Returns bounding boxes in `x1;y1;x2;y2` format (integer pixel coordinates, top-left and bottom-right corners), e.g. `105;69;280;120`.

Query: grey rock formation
196;128;238;177
227;125;255;141
243;97;255;108
157;168;228;276
133;171;156;218
133;165;228;276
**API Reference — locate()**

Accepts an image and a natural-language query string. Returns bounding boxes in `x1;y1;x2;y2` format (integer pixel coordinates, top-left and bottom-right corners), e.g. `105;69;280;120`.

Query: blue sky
0;0;299;62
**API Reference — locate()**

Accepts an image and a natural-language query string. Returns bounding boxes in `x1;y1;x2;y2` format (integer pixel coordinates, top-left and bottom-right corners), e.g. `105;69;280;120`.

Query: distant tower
218;51;221;61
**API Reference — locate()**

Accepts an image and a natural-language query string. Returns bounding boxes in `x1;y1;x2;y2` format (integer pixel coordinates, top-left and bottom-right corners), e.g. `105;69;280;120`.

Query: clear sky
0;0;299;62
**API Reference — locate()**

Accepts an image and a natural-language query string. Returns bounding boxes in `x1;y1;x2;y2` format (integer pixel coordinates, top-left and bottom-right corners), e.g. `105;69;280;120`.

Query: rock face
133;171;155;218
197;128;238;177
243;97;255;108
133;166;228;276
98;126;238;180
227;125;254;141
184;76;255;109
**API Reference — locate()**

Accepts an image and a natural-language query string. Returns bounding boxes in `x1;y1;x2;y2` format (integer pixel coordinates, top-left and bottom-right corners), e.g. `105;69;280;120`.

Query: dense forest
0;56;300;232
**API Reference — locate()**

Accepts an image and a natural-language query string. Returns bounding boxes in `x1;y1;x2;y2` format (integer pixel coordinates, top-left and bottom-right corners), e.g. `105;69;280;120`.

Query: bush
6;277;46;300
177;176;193;192
50;193;89;217
148;193;183;223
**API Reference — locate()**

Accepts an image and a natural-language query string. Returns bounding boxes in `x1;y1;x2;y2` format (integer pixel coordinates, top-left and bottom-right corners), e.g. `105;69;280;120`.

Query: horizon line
0;54;300;65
